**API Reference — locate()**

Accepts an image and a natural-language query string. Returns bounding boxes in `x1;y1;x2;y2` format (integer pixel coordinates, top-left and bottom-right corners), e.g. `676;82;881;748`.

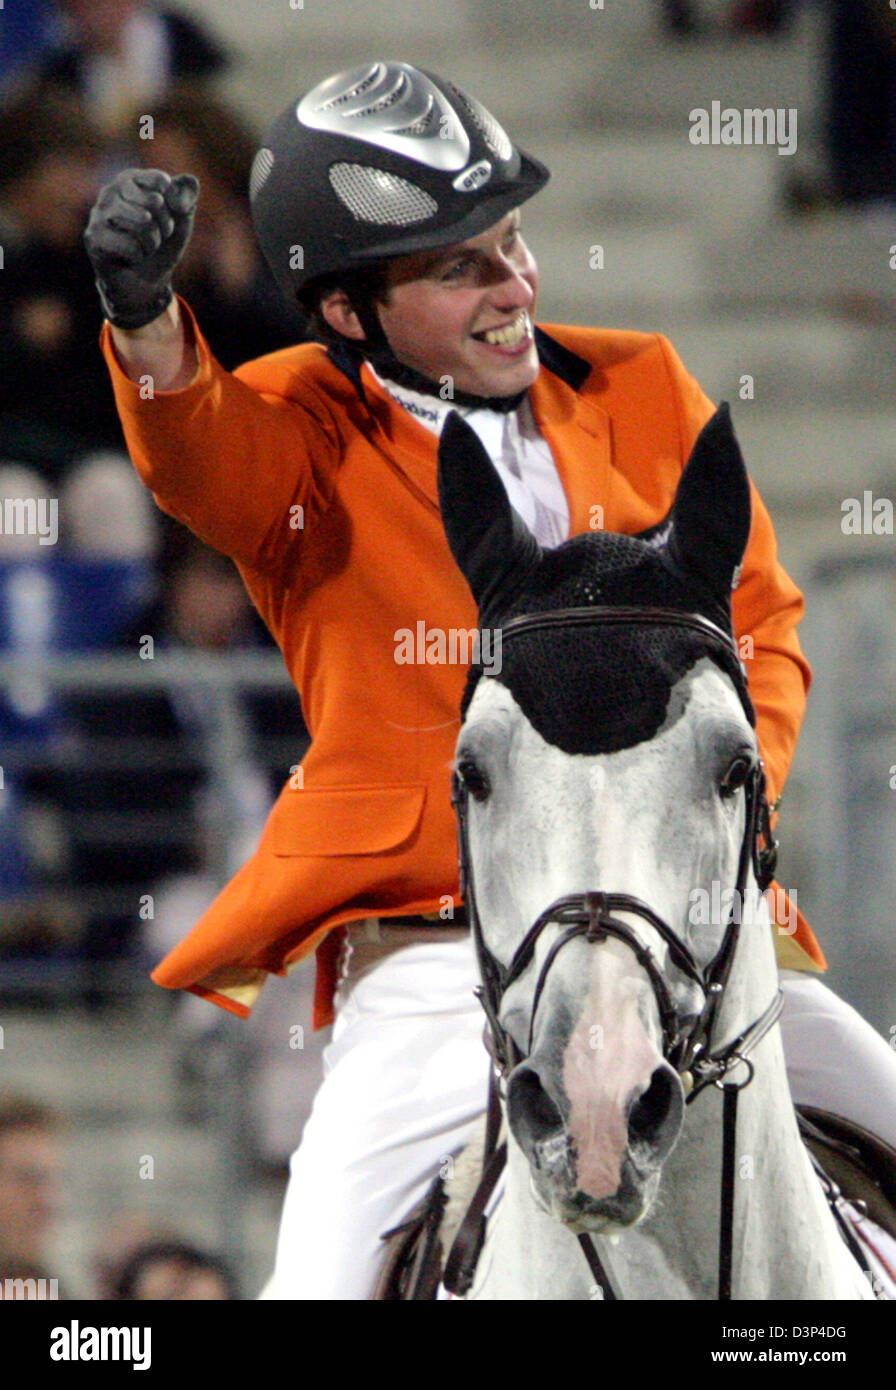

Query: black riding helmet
249;59;550;314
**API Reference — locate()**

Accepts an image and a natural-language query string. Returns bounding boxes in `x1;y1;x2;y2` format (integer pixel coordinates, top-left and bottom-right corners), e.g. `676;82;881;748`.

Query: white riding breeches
778;967;896;1149
261;933;896;1300
263;930;488;1300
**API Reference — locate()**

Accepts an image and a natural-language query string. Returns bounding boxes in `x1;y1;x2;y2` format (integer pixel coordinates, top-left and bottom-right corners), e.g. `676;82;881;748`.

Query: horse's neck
685;907;869;1299
477;903;870;1300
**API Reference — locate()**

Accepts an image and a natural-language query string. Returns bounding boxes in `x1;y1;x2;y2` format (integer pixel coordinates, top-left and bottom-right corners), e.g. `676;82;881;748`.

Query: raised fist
84;169;199;330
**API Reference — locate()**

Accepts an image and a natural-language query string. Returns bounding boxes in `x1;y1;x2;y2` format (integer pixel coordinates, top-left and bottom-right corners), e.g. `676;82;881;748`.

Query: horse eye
719;754;752;799
456;758;491;802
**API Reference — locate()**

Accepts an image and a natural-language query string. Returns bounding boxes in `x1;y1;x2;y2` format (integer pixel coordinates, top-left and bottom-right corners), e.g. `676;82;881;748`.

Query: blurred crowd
660;0;896;209
0;1086;240;1298
0;11;317;1295
0;0;307;996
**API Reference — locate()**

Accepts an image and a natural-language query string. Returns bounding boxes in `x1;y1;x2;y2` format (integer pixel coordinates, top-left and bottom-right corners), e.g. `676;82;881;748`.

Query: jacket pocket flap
265;783;427;856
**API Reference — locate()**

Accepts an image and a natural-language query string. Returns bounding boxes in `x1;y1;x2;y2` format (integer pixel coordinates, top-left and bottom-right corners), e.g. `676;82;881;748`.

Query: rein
444;605;782;1300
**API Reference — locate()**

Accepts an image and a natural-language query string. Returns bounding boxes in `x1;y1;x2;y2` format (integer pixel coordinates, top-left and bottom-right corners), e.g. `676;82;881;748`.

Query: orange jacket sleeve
99;297;341;575
656;334;812;808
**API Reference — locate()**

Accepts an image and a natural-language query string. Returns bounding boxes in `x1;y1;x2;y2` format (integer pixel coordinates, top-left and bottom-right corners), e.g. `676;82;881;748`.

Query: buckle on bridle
713;1053;755;1092
585;892;609;943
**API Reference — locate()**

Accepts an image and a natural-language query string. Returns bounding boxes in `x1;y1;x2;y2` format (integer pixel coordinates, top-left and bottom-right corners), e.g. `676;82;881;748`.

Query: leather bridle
446;605;784;1299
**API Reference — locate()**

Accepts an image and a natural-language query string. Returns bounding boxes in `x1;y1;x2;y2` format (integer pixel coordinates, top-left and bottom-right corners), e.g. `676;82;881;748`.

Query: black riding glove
84;168;199;330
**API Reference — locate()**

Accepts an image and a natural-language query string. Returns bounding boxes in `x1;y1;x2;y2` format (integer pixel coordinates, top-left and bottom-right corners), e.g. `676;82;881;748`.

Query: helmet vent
329;162;438;225
447;85;513;162
318;64;383;110
352;71;410;120
249;146;275;202
389;95;439;140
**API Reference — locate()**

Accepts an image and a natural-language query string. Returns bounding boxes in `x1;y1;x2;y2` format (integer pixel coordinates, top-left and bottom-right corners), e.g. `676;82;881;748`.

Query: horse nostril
627;1064;682;1156
506;1063;564;1149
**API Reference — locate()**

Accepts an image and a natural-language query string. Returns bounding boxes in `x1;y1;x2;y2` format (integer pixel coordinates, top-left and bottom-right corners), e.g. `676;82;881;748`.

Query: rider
85;60;896;1298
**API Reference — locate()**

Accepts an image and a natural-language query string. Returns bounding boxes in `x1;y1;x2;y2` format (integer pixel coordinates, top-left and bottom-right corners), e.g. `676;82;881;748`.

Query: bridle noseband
446;605;783;1300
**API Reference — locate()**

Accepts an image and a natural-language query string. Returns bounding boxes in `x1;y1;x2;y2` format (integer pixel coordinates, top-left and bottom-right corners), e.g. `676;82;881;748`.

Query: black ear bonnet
437;404;755;757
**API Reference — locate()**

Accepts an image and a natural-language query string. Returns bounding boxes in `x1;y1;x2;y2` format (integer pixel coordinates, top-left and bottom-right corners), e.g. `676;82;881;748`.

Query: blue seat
0;556;153;737
0;555;154;653
0;775;33;894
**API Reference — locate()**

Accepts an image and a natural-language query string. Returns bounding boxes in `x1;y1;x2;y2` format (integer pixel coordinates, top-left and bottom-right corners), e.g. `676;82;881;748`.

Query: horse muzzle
506;1049;685;1231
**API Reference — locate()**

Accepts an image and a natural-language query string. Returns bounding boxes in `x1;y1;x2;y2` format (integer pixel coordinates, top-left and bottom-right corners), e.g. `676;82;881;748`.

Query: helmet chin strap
349;301;529;414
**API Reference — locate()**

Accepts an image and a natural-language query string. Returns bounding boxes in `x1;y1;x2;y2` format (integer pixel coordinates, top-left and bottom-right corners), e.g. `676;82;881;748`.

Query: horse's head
438;404;764;1233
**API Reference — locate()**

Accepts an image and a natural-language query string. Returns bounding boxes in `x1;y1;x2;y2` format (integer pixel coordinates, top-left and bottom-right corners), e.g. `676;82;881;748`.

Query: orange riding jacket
101;302;823;1027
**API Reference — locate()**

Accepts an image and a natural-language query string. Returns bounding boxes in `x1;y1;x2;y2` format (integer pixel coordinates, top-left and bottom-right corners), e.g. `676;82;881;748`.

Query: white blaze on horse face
562;937;665;1202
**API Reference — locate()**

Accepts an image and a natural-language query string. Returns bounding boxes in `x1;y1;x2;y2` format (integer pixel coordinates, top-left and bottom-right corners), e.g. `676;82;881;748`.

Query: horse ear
665;402;752;599
437;411;542;613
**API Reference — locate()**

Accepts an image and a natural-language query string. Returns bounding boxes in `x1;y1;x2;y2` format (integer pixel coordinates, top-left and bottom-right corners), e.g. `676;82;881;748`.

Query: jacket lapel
529;329;612;538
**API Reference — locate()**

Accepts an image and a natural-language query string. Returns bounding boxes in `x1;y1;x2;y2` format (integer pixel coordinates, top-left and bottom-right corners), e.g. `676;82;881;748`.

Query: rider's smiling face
322;210;540;398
